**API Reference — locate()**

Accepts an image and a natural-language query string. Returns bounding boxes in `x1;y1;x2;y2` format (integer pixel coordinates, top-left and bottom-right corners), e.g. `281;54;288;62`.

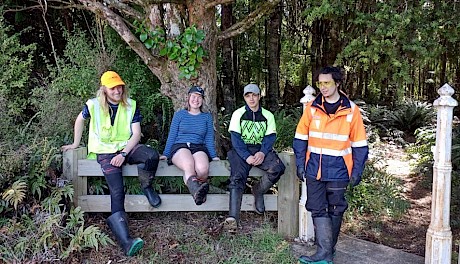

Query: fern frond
2;180;27;210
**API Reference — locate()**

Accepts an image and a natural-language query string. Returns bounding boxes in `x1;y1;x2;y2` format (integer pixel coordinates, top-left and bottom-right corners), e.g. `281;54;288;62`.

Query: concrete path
292;234;425;264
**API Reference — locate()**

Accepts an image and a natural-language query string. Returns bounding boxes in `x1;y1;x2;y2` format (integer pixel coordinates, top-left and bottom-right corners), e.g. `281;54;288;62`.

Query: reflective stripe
351;139;368;147
309;131;349;142
346;101;356;122
308;146;352;157
310;108;316;115
295;132;308;140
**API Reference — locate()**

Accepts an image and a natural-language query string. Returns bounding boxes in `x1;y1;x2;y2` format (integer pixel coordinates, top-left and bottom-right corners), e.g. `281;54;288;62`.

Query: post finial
434;83;458;107
300;85;316;104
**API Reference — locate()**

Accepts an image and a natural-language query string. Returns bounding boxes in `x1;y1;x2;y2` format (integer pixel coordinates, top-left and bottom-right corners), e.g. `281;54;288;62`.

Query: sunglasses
316;81;336;88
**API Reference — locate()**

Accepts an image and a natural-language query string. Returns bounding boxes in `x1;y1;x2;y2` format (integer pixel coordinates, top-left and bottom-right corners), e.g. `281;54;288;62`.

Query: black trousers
227;146;285;191
96;144;159;214
305;177;349;218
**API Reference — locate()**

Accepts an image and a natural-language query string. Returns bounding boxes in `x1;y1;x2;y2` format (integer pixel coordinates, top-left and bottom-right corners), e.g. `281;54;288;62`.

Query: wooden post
62;147;87;206
425;83;457;264
278;152;299;237
298;85;316;243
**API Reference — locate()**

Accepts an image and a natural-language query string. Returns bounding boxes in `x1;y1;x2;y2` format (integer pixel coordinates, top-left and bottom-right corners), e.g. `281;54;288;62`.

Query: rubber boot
106;211;144;256
299;217;333;264
251;175;273;214
330;214;343;257
186;175;209;205
138;169;161;208
223;188;243;233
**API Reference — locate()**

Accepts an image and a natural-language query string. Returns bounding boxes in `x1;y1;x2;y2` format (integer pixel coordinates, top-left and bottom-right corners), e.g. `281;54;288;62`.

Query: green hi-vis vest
86;98;136;159
228;106;277;145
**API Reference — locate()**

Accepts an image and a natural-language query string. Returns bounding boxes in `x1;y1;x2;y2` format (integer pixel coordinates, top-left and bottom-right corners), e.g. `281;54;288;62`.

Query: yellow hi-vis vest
86;97;136;159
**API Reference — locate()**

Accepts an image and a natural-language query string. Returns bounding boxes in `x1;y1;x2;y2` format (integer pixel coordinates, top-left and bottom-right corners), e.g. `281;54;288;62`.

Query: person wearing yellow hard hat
62;71;161;256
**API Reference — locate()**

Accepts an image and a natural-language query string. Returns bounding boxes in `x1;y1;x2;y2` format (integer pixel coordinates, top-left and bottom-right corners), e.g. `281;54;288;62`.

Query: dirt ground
73;142;456;262
342;142;432;256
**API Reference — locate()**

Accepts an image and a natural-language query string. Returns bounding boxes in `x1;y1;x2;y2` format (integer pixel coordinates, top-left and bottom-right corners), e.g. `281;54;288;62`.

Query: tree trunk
76;0;282;157
266;4;281;112
221;4;236;115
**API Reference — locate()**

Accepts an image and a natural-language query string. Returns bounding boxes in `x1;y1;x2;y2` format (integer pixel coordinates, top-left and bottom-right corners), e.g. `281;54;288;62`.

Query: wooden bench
62;147;299;237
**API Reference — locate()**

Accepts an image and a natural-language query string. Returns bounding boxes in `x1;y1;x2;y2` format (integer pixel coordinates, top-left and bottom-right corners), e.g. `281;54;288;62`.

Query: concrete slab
292;234;425;264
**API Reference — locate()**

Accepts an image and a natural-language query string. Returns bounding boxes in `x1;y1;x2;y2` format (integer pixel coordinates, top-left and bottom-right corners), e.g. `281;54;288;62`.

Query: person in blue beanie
160;86;220;205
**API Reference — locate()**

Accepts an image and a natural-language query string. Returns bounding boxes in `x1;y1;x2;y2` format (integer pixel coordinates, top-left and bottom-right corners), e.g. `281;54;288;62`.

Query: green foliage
388;100;435;135
0;137;61;208
406;126;436;174
273;108;302;151
346;162;410;218
0;15;36;122
134;21;207;79
104;27;171;146
1;180;27;210
31;28;99;142
124;177;143;194
88;177;108;195
0;207;112;262
408;124;460;234
158;176;186;194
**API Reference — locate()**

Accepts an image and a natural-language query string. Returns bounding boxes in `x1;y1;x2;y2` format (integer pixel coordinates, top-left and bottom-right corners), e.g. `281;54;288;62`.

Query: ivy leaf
159;47;168;56
140;33;148;42
196;30;205;42
169;52;178;60
145;39;154;49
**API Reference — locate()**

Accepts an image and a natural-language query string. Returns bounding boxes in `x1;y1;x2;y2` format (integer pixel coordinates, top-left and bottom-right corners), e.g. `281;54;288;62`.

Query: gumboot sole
126;238;144;256
194;183;209;205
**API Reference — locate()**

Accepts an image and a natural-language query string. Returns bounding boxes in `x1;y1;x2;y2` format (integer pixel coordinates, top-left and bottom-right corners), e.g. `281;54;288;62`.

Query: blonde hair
96;85;130;114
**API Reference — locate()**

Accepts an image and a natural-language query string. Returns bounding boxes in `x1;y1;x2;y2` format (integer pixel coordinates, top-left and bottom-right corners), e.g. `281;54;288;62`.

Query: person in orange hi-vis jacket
293;66;368;264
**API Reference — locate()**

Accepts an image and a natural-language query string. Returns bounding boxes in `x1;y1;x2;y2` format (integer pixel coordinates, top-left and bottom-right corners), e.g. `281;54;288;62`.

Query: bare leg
171;148;196;183
193;151;210;182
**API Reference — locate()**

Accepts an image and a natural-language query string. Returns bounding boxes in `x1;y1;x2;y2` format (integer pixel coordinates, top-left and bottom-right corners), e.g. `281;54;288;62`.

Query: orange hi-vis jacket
293;93;368;181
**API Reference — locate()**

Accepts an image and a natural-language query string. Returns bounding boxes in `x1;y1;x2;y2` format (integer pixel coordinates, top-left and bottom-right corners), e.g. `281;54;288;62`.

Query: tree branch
4;0;82;12
218;0;281;42
103;0;144;20
77;0;166;79
205;0;234;9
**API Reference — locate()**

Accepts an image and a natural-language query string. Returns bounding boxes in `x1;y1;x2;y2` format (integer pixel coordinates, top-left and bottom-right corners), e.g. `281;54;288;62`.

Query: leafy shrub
0;15;36;123
274;108;302;151
0;207;112;262
388;99;435;136
30;28;100;143
408;124;460;231
407;126;436;174
346;162;410;218
0;138;112;262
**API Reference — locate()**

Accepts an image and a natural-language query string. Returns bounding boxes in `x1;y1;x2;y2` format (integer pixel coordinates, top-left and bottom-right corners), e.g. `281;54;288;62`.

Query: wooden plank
78;159;266;177
277;152;299;238
63;147;87;206
77;194;277;212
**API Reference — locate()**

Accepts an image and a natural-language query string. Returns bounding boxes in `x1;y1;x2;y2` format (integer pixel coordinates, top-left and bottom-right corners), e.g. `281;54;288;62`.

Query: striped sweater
163;109;217;158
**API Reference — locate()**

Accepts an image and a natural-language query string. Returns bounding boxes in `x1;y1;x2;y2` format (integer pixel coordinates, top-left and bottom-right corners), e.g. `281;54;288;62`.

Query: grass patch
78;212;296;264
